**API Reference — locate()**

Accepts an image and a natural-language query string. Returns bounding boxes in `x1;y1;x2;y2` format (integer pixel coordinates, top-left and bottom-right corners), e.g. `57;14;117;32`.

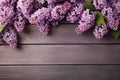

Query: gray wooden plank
19;24;120;44
0;65;119;80
0;45;120;64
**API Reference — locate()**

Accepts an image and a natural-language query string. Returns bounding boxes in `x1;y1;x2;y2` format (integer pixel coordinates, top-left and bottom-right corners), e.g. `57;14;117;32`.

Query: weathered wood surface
0;45;120;64
0;24;120;80
0;65;120;80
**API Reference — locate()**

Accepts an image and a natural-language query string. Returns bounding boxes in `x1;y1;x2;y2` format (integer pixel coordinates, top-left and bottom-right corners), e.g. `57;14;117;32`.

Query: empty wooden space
0;23;120;80
0;65;120;80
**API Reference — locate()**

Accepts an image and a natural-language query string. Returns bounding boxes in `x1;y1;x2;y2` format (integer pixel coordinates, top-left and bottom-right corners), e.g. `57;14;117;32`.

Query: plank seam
0;64;120;66
1;43;120;45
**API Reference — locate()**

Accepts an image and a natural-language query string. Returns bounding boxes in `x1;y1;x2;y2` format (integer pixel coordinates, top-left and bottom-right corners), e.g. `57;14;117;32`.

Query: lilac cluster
0;0;17;48
92;0;120;39
0;0;72;48
29;7;50;34
0;0;120;48
93;0;108;10
50;1;71;27
102;7;120;30
17;0;34;19
75;9;96;34
93;25;108;39
66;2;83;23
14;11;27;32
108;0;120;13
0;2;14;27
75;0;120;39
3;26;17;48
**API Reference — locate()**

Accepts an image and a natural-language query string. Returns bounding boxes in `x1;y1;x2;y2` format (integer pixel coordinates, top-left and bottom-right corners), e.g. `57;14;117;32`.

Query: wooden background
0;23;120;80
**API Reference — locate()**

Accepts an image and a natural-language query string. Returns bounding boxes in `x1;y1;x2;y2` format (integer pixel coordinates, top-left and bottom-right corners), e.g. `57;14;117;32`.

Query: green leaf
84;0;95;10
96;11;106;26
0;26;4;32
112;30;120;39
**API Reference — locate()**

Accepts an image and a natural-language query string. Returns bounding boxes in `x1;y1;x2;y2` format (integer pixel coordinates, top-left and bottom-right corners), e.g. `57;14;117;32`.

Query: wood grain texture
0;65;120;80
0;45;120;64
18;24;120;44
0;23;120;80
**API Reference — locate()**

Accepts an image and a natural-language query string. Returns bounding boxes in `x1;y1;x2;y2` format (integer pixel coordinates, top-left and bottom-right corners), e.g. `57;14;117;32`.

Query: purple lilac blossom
17;0;34;18
109;0;120;13
93;25;108;39
0;0;120;48
14;11;27;32
29;7;50;34
69;0;76;3
0;0;17;6
2;26;17;48
50;1;71;27
75;9;96;34
93;0;108;9
0;5;15;27
29;7;50;24
102;7;120;30
66;2;83;23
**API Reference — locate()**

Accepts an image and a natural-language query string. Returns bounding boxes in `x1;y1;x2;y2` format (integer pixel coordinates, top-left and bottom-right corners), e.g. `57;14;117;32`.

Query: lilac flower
108;19;119;31
107;0;120;14
29;7;50;35
0;0;17;6
14;11;27;32
46;0;65;4
33;0;43;10
46;0;55;4
93;25;108;39
36;0;45;4
50;1;71;27
0;5;14;27
1;0;120;48
112;1;120;13
9;0;17;5
2;26;17;48
69;0;76;3
17;0;34;18
102;7;120;30
66;2;83;23
75;9;96;34
75;21;92;34
29;7;50;24
0;0;8;5
93;0;108;9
